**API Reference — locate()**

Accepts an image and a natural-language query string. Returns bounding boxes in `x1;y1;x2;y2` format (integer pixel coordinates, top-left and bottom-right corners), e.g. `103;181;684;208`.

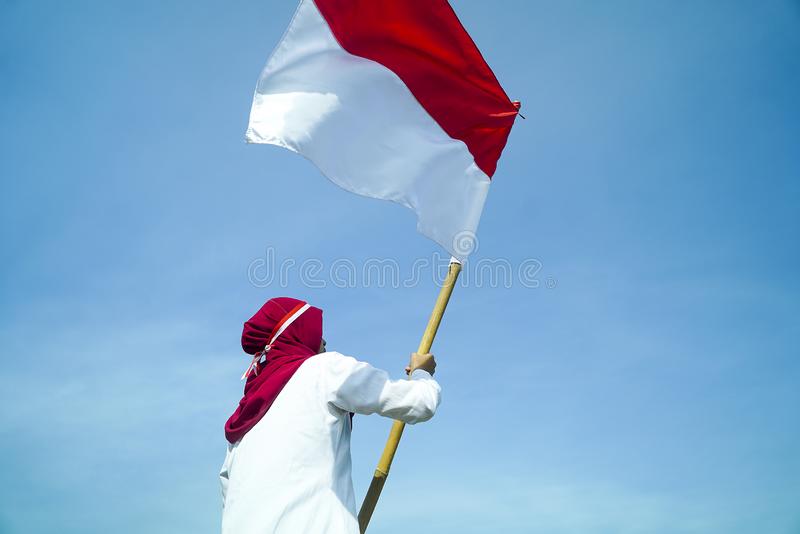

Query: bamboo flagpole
358;258;463;533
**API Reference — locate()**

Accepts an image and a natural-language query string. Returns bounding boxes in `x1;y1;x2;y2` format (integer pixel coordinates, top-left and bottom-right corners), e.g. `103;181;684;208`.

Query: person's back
220;298;441;534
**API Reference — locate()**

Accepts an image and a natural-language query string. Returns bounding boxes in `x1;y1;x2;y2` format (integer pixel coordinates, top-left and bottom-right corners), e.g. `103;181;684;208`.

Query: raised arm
325;352;441;424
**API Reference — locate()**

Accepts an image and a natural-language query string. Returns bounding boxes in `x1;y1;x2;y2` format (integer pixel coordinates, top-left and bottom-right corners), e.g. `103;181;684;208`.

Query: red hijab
225;297;323;443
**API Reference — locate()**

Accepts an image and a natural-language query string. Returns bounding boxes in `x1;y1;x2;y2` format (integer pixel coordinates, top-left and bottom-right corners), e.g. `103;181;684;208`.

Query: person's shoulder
313;352;363;395
294;352;353;386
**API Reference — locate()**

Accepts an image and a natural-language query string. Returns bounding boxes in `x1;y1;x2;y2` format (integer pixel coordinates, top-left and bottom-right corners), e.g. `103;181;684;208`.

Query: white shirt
220;351;441;534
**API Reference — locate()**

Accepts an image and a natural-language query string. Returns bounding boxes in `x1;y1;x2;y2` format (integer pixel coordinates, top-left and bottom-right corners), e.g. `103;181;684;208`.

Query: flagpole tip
511;100;526;119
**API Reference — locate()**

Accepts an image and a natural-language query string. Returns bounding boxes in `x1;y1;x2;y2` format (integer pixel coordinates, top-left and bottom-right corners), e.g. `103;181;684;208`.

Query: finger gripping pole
357;260;462;533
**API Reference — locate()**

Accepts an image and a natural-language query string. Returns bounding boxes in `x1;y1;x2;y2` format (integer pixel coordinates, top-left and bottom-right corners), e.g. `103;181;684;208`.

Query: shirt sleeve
324;352;441;424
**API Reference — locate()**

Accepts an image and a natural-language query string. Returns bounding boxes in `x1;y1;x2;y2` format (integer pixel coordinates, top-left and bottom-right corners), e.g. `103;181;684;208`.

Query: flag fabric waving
246;0;519;259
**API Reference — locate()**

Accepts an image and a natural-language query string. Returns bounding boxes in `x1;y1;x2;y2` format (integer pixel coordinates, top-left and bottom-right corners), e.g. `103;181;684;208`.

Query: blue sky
1;1;799;533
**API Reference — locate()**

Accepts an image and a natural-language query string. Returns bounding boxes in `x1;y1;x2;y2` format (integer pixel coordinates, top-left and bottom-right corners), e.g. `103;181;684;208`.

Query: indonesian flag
246;0;520;259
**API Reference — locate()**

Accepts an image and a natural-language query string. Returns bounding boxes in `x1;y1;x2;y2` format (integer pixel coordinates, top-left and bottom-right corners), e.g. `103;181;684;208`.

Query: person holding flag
228;0;520;530
220;297;441;534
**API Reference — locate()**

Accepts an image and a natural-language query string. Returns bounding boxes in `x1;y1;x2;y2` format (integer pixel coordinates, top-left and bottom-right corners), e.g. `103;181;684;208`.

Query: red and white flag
246;0;520;259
